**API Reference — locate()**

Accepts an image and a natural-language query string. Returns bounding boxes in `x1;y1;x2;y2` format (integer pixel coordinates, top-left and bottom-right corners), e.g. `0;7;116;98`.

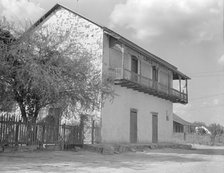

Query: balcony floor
114;79;187;104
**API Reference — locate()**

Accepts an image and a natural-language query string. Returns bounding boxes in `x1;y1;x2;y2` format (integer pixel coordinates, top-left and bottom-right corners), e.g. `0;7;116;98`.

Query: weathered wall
108;37;122;69
35;7;104;70
141;61;152;79
159;66;169;86
106;37;172;88
101;85;173;143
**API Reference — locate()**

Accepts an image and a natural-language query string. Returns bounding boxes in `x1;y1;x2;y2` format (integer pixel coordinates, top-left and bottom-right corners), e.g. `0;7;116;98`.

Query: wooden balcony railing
109;68;187;104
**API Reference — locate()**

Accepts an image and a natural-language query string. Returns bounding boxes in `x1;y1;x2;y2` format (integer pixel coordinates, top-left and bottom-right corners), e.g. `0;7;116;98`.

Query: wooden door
152;114;158;143
130;110;137;143
152;66;158;89
131;56;138;82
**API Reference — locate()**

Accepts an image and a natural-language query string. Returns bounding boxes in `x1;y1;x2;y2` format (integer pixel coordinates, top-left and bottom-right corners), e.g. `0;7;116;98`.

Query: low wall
173;133;224;145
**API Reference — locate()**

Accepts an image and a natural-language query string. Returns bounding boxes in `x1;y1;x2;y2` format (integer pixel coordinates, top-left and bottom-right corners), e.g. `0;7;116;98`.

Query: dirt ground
1;144;224;173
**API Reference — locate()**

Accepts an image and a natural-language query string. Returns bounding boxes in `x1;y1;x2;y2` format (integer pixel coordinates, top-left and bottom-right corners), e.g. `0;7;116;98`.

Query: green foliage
0;19;113;123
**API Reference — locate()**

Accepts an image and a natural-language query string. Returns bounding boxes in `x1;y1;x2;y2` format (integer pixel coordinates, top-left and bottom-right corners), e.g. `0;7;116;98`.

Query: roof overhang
103;27;190;80
103;27;177;70
173;70;191;80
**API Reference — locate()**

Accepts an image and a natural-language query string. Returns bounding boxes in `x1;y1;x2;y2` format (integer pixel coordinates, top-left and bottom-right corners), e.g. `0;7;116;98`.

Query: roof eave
103;27;178;70
173;70;191;80
103;27;190;79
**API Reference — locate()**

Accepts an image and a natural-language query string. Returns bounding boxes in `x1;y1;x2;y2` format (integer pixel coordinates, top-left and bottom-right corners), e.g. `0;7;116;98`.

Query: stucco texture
101;85;173;143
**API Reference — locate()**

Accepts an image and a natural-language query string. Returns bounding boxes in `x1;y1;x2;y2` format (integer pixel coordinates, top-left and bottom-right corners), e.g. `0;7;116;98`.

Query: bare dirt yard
1;144;224;173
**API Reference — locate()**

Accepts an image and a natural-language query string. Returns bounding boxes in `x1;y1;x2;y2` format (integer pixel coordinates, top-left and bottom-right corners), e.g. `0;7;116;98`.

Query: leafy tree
0;27;17;112
0;19;113;123
208;123;224;145
192;121;207;128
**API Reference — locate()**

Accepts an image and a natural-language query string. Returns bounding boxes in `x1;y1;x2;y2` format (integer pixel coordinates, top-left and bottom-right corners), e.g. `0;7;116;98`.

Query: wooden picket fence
0;113;84;147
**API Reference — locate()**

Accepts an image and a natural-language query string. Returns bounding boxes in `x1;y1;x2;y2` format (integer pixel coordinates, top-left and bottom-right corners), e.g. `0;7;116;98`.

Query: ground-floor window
173;122;184;133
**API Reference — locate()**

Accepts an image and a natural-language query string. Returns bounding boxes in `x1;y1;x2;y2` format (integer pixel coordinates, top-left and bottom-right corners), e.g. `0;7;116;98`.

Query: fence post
62;123;66;150
184;132;186;141
91;119;95;144
79;116;85;144
15;122;20;146
41;124;45;146
34;125;38;145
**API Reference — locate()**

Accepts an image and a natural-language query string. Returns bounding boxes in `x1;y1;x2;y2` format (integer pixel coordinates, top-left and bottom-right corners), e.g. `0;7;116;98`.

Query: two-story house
31;4;190;144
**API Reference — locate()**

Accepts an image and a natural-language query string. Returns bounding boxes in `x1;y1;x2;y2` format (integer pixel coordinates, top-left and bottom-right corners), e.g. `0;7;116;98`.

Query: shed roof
173;113;192;126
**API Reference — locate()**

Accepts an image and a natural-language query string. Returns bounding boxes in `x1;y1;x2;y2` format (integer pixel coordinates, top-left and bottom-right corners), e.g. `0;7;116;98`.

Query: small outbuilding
173;114;192;133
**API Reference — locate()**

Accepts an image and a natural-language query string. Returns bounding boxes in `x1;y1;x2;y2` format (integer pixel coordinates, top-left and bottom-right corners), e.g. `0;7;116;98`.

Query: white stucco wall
101;85;173;143
34;7;104;71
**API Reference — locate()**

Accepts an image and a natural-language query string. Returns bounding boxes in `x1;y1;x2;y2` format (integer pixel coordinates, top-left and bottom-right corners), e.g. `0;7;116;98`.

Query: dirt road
0;145;224;173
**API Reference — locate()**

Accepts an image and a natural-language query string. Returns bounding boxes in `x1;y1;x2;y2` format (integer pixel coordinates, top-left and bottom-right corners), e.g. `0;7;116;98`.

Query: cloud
218;54;224;65
212;98;219;105
0;0;44;22
109;0;222;42
203;98;220;106
174;103;192;116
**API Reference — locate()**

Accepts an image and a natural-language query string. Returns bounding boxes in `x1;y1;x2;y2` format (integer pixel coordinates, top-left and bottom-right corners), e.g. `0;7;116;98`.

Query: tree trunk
18;102;40;145
33;107;39;123
26;105;40;145
18;102;27;122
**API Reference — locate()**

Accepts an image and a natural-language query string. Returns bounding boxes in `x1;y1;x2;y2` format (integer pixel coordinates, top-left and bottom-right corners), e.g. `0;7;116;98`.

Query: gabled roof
30;3;190;80
173;113;192;126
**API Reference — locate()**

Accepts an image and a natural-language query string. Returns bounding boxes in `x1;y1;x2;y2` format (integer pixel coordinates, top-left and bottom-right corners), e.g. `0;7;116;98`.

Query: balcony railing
109;68;187;104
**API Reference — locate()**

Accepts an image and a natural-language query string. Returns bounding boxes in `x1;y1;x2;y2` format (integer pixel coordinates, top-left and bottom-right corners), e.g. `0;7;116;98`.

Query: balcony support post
121;44;124;78
139;59;142;83
179;76;181;98
168;71;171;94
185;79;188;102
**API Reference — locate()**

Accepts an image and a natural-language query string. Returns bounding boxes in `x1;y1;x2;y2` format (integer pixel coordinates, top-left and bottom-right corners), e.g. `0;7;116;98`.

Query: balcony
109;68;188;104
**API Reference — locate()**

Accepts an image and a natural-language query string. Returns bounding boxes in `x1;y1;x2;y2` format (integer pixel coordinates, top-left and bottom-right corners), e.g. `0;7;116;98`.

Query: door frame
130;108;138;143
151;112;158;143
131;56;138;74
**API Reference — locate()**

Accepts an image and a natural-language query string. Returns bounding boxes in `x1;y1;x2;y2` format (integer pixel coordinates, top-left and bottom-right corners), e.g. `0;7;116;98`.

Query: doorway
152;66;158;89
152;113;158;143
131;56;138;82
130;109;137;143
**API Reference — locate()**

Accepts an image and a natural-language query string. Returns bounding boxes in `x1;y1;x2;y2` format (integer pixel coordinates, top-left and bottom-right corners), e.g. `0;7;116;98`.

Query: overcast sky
0;0;223;125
